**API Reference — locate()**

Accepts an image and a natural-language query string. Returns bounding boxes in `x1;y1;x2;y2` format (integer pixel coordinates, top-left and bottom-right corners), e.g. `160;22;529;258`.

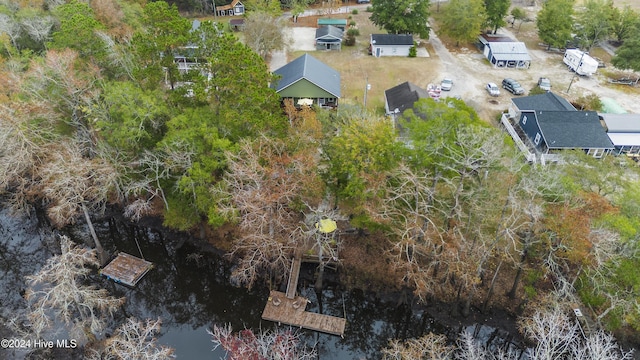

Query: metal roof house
315;25;344;51
317;18;348;31
478;34;531;69
272;54;341;108
370;34;414;57
600;113;640;156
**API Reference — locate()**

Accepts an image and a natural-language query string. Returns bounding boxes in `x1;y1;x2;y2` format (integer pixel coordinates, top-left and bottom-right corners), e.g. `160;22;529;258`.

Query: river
0;205;524;359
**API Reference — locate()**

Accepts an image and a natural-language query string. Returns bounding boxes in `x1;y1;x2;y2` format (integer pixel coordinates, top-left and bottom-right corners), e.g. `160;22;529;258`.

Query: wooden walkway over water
262;248;346;336
262;290;346;336
286;255;302;299
100;253;153;287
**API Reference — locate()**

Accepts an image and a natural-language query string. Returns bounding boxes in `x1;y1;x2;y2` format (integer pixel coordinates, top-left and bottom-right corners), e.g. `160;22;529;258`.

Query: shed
215;0;245;16
370;34;414;57
317;18;348;31
229;18;245;31
315;25;343;50
478;34;530;69
272;54;341;108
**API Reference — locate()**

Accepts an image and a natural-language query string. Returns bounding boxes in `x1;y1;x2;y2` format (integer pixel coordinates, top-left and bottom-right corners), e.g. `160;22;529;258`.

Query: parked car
502;78;525;95
356;0;370;3
537;77;551;91
485;83;500;97
441;78;453;91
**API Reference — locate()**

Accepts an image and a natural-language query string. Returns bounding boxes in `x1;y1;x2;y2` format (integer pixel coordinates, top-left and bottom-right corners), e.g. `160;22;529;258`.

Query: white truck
563;49;599;76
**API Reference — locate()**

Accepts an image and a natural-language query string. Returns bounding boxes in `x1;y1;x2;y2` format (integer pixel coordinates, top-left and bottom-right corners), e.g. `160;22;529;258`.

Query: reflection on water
0;207;524;359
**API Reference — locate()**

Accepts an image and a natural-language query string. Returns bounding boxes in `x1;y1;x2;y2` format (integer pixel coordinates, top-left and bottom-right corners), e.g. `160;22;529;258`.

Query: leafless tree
382;332;453;360
209;324;316;360
243;11;289;60
87;318;175;360
20;15;55;45
96;31;136;80
218;137;318;288
455;330;520;360
519;302;579;360
25;235;125;343
23;49;101;149
34;142;117;264
570;330;634;360
375;163;446;303
0;13;21;49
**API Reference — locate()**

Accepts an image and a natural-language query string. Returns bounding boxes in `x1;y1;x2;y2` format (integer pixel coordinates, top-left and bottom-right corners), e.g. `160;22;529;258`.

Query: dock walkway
262;290;346;336
286;255;302;299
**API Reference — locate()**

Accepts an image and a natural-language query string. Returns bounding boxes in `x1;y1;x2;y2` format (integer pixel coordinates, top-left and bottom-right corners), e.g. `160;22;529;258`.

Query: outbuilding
478;34;531;69
369;34;414;57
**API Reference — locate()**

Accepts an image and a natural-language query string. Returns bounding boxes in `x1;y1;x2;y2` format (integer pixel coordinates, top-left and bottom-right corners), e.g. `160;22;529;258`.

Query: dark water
0;206;524;359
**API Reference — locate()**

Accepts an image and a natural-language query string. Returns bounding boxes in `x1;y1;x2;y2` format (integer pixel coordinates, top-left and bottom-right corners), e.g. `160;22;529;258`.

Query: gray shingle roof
512;92;576;112
537;110;613;149
273;54;341;97
316;25;344;41
371;34;414;46
384;81;430;115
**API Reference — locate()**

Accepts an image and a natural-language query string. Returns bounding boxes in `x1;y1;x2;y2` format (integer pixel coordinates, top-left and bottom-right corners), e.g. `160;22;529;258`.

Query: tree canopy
440;0;486;46
536;0;575;49
370;0;431;38
484;0;510;34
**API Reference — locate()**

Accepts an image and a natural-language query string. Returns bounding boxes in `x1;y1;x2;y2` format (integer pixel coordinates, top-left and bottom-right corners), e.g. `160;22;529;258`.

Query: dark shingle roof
384;81;430;115
512;92;576;112
273;54;341;97
315;25;343;41
537;110;613;149
371;34;414;46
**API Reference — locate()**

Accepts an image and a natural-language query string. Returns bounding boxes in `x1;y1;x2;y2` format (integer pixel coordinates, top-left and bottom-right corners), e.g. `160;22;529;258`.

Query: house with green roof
272;54;341;108
317;18;348;31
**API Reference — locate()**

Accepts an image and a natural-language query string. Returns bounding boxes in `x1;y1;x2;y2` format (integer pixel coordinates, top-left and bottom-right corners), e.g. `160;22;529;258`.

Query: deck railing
500;114;536;163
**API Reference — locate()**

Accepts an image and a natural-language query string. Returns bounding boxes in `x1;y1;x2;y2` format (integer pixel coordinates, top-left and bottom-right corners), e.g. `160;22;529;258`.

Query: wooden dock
286;256;302;299
262;290;346;336
100;253;153;287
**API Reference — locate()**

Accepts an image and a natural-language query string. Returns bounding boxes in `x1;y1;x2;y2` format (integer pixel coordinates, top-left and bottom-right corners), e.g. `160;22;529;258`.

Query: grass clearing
288;11;440;112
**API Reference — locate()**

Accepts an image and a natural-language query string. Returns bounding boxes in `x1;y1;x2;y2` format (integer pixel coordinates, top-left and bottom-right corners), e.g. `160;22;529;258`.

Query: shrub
347;28;360;37
366;6;372;12
572;93;603;111
408;46;417;57
349;20;356;26
352;9;358;14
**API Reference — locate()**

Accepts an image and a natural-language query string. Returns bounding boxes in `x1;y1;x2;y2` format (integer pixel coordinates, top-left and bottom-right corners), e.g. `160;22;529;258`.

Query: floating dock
100;253;153;287
262;290;346;337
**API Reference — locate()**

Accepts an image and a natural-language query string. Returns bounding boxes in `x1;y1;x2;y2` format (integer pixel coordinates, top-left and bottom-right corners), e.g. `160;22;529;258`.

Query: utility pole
363;76;371;108
566;50;586;93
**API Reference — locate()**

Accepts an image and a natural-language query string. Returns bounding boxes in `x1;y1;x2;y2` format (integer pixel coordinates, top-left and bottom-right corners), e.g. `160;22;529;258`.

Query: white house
369;34;414;57
478;34;531;69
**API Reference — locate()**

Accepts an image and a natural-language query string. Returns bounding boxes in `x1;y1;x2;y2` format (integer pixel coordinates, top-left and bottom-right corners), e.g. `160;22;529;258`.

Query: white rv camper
563;49;599;76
